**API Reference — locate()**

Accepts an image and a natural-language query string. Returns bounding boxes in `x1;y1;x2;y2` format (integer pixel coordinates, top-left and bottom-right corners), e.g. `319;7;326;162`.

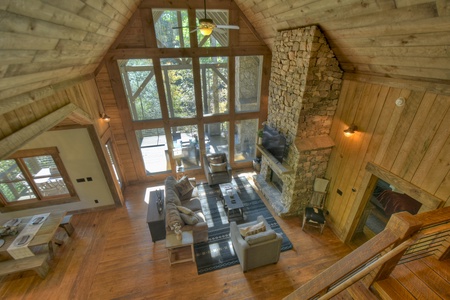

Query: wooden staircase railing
284;206;450;300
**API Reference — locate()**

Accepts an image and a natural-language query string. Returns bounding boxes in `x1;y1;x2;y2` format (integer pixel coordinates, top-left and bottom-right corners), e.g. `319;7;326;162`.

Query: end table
165;231;195;266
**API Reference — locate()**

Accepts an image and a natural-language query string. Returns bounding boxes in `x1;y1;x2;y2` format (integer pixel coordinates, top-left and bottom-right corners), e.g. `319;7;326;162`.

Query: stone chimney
256;26;343;217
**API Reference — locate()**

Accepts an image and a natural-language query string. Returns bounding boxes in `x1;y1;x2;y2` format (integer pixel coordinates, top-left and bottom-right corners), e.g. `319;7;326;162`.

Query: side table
165;231;195;266
146;190;166;242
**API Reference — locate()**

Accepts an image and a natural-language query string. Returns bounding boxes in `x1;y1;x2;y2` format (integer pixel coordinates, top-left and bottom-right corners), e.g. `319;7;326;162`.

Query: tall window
235;56;262;112
205;122;229;157
153;9;191;48
0;147;76;208
118;59;162;121
105;141;122;188
114;6;266;178
171;125;200;170
234;119;258;162
161;58;196;118
200;56;229;115
136;128;169;174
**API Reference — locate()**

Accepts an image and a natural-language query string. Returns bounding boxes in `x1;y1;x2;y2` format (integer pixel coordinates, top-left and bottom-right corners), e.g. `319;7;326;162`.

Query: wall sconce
101;113;111;122
343;124;357;137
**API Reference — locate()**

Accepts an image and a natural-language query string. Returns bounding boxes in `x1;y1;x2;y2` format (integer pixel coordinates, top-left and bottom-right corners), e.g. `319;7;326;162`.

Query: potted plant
257;129;263;145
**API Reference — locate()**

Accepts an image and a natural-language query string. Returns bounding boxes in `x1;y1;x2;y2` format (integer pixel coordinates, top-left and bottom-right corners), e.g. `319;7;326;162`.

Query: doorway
351;177;423;247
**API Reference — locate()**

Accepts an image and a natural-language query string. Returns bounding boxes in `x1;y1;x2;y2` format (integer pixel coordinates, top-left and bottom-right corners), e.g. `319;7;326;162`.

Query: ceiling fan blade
173;26;196;29
190;28;199;33
214;28;225;34
216;25;240;30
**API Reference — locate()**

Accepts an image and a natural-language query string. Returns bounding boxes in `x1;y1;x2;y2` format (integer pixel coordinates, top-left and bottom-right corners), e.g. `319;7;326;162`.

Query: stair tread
347;281;377;299
373;278;416;300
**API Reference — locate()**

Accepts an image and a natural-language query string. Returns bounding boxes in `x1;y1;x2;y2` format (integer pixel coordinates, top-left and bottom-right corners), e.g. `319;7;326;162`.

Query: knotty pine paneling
326;75;450;241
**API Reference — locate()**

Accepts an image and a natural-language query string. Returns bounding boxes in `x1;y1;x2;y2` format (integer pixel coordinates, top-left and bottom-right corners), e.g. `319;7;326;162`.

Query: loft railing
284;206;450;300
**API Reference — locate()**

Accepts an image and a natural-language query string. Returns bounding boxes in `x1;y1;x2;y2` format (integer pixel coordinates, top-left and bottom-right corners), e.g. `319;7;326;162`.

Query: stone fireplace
255;26;342;217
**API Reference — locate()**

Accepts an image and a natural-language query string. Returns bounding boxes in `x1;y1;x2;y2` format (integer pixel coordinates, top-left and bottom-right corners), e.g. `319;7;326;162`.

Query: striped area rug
193;175;293;274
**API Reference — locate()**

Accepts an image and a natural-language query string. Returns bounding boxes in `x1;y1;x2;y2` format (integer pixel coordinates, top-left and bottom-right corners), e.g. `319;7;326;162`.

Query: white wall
2;128;114;217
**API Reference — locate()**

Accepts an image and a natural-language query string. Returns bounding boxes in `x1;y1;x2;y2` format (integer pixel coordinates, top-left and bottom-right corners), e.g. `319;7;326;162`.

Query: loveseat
164;175;208;243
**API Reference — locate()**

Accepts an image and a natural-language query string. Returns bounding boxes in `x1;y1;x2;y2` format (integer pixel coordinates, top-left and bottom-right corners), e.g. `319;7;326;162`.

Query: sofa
230;215;282;272
202;153;232;186
164;175;208;243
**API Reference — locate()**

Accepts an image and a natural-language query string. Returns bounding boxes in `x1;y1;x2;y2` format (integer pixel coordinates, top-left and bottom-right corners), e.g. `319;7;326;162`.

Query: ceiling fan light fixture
199;27;213;35
199;18;214;35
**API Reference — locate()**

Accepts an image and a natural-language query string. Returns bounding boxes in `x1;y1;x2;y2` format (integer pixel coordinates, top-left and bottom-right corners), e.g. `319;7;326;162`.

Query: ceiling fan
173;0;239;36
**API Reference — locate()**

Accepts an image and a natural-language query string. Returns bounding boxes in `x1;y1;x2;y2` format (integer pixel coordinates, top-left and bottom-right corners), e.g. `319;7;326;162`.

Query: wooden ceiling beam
0;74;93;115
106;46;271;60
0;103;88;159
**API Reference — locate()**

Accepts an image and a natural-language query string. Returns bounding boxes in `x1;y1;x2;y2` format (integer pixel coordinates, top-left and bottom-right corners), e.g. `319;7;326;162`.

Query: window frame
0;147;78;212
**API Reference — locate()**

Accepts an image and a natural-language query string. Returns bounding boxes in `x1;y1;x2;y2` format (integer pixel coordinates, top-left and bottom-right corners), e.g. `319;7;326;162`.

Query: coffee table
219;183;244;222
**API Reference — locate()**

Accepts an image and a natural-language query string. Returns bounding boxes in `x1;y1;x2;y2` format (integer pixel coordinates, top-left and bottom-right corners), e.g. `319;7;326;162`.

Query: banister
283;229;400;299
285;206;450;300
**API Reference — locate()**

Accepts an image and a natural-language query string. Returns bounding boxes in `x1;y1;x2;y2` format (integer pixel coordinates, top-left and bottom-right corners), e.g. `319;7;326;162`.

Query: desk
0;211;66;261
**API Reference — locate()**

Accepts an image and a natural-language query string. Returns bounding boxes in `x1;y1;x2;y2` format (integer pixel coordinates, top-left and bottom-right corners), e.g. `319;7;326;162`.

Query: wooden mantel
256;144;293;175
295;135;335;152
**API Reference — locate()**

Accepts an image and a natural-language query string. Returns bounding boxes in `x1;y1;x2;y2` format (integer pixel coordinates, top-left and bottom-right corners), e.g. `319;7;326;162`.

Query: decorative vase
156;199;163;214
176;232;182;240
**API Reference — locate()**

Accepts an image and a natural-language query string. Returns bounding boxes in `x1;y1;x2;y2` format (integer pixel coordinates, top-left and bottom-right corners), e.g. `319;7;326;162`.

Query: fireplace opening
270;169;283;192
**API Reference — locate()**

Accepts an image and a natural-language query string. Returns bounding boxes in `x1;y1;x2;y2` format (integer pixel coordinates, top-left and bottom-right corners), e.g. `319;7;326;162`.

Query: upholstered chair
202;153;232;186
230;215;282;272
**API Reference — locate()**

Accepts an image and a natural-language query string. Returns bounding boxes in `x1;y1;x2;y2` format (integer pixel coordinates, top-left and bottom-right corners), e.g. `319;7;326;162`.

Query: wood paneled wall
326;74;450;241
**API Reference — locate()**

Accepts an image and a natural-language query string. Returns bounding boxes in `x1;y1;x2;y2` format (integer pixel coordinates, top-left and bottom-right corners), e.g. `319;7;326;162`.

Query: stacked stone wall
260;25;343;216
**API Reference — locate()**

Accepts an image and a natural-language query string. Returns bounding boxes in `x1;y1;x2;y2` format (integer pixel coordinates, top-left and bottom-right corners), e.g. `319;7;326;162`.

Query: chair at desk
302;177;330;234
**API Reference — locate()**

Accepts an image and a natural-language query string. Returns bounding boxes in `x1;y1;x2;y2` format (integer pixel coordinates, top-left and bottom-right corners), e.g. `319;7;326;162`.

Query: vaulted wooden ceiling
1;0;449;114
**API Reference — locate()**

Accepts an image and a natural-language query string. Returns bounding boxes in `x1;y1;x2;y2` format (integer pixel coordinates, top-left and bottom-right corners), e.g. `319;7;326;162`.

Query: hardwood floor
0;172;352;299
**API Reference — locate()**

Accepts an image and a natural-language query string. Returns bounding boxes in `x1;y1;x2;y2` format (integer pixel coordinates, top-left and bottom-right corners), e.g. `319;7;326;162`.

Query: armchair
203;153;232;186
230;215;282;272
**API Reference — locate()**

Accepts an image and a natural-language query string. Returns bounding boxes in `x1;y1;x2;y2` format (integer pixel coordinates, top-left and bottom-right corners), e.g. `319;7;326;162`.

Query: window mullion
15;158;42;200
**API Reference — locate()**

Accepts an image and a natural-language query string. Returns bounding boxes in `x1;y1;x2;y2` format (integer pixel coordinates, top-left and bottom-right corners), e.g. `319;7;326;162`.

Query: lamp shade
199;27;213;35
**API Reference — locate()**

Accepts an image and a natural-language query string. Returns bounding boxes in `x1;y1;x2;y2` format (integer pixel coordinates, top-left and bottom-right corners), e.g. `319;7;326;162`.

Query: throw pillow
245;230;277;245
239;221;266;237
210;162;227;173
177;205;194;215
207;155;223;164
180;213;199;225
175;176;194;197
166;203;184;230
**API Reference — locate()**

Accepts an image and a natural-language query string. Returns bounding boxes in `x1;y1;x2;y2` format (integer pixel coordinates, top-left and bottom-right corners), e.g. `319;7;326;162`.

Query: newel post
364;211;422;286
